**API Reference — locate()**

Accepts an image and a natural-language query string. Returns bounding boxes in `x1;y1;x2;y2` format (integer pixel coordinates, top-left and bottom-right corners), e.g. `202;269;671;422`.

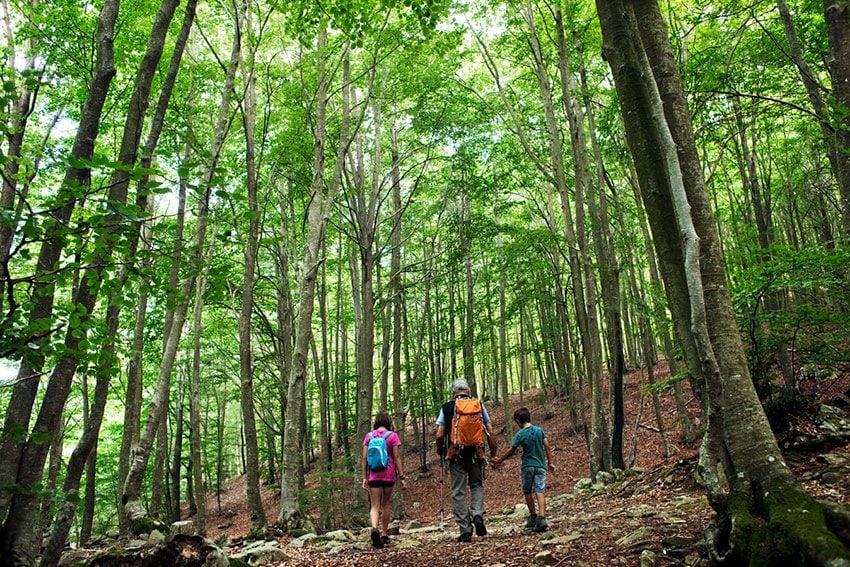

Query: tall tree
0;0;120;523
122;5;243;533
823;0;850;242
597;0;849;561
278;27;348;530
236;0;266;530
0;0;180;558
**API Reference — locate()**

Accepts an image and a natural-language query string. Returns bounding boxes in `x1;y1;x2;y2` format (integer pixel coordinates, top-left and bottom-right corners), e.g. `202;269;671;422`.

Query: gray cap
451;378;470;392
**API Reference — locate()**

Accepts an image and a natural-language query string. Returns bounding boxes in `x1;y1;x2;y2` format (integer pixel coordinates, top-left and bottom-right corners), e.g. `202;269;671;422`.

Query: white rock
324;529;355;542
148;529;165;547
171;520;195;536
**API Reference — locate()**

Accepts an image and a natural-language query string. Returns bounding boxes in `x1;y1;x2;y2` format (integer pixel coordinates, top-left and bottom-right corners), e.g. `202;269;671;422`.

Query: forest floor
200;363;850;566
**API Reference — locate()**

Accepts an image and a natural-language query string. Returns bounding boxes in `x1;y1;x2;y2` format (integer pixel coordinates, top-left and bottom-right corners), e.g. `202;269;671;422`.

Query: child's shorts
521;466;547;494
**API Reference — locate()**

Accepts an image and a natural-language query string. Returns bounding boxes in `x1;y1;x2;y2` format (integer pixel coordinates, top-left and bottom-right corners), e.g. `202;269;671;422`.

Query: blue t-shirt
511;425;546;469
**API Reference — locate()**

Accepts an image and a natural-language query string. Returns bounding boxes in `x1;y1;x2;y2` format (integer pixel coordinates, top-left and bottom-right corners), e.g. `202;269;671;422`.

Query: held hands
361;478;368;491
400;478;408;490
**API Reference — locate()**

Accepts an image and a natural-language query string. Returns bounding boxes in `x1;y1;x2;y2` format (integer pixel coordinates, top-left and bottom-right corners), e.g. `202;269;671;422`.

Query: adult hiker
362;411;407;548
435;378;498;542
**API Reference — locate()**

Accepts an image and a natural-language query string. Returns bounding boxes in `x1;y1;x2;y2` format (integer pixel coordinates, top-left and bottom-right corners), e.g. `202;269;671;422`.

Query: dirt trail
208;366;849;566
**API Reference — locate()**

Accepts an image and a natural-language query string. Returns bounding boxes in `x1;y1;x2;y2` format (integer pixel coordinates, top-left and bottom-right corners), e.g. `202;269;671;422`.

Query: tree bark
190;250;208;535
461;190;477;396
0;0;119;523
170;380;185;522
601;0;850;561
122;5;240;532
497;216;513;439
237;0;266;529
823;0;850;242
318;240;332;472
389;123;405;519
118;221;151;534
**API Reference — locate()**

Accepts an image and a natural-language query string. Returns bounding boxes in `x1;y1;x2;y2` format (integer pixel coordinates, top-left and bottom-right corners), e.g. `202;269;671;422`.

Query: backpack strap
442;401;455;442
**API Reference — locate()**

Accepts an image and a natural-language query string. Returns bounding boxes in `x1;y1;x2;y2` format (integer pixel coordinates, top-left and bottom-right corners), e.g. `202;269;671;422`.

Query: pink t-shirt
363;428;401;482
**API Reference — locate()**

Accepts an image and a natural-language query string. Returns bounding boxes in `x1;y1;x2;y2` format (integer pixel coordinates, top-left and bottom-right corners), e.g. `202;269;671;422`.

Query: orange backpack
448;398;486;459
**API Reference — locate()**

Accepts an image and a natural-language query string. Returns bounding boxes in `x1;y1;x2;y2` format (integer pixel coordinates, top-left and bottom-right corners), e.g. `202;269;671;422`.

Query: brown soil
200;363;850;566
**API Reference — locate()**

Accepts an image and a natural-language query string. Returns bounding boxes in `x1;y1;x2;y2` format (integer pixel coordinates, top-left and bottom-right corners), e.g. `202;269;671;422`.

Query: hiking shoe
524;514;538;529
457;531;473;543
380;535;390;546
473;515;487;536
534;516;548;533
371;528;384;548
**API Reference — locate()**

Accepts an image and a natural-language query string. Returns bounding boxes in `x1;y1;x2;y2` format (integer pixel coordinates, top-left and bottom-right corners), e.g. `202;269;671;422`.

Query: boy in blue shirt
490;407;555;532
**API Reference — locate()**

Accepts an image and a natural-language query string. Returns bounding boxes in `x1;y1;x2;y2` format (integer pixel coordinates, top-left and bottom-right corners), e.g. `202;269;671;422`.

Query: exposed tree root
706;483;850;566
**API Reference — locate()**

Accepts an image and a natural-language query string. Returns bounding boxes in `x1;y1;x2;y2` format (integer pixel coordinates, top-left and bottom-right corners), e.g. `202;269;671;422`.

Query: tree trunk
170;382;185;522
601;1;850;561
462;192;476;396
215;392;227;514
823;0;850;242
186;457;196;518
151;413;168;520
0;1;179;558
0;0;119;524
334;231;347;453
123;5;240;532
389;123;405;519
276;185;295;467
573;18;626;468
497;222;513;439
38;433;63;548
237;0;266;528
279;28;349;530
119;226;151;534
318;240;332;472
190;251;208;534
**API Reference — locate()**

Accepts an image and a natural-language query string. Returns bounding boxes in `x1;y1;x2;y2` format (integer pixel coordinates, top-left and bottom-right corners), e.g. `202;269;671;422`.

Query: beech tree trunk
823;0;850;242
170;381;185;522
190;252;209;535
497;218;513;439
599;0;850;562
572;18;626;468
122;7;240;532
390;124;405;519
279;29;350;530
318;240;332;472
237;0;266;528
0;0;119;524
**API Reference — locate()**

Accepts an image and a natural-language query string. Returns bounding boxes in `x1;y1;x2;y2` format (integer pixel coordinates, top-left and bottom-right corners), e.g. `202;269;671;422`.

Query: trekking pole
439;454;446;529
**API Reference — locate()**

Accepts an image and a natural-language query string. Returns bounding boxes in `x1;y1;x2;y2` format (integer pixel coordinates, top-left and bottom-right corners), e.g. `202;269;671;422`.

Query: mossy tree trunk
597;0;850;562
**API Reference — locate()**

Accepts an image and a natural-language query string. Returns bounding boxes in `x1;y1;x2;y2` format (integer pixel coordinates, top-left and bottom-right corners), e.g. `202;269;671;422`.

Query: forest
0;0;849;565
